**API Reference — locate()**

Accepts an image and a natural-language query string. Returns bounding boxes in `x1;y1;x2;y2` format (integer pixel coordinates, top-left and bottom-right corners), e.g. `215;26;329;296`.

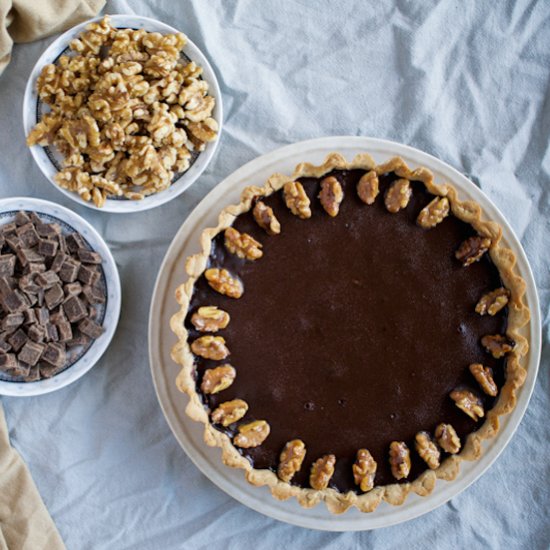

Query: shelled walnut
283;181;311;219
200;364;236;394
233;420;270;448
318;176;343;217
417;196;449;228
434;423;461;454
191;306;230;332
190;335;229;360
450;389;484;421
469;363;498;396
253;201;281;235
224;227;263;260
204;268;243;298
415;432;441;469
278;440;307;482
384;179;411;213
481;334;514;358
475;288;510;316
211;399;248;427
357;170;379;205
389;441;410;480
455;236;491;266
310;455;336;490
352;449;377;492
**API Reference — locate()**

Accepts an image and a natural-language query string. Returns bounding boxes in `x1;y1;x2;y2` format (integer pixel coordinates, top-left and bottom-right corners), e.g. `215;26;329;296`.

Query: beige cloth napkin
0;403;65;549
0;0;105;75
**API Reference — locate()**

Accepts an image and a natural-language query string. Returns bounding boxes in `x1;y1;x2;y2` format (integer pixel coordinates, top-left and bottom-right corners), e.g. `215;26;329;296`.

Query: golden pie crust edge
170;152;530;514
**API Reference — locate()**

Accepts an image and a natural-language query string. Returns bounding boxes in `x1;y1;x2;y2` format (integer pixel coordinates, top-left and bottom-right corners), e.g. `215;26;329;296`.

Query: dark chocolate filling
184;169;506;492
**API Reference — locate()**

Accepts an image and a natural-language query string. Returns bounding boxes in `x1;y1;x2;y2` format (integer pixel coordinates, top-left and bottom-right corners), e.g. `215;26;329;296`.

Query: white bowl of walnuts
23;14;223;213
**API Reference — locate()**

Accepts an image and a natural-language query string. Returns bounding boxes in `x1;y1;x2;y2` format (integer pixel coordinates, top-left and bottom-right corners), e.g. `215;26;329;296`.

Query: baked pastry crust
170;152;530;514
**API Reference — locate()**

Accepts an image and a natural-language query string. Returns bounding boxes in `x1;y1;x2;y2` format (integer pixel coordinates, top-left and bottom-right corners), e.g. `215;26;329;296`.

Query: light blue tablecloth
1;1;549;548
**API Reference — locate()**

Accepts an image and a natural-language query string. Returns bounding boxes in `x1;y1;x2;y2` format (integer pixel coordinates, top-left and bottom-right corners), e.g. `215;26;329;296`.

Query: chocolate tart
170;152;530;514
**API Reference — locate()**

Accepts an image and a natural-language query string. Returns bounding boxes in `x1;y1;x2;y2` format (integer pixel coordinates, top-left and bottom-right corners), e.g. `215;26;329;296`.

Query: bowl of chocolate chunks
0;198;120;396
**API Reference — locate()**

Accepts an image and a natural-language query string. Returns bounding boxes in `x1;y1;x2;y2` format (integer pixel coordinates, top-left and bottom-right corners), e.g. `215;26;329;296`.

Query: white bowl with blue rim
0;197;121;396
22;14;223;214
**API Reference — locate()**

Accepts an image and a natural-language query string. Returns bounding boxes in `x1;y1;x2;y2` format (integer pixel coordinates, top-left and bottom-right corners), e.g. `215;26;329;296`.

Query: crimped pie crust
170;152;530;514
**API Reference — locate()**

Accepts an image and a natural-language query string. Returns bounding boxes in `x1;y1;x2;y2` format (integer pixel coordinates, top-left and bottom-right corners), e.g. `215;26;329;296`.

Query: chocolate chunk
66;233;86;253
17;248;44;266
23;262;46;275
58;235;68;254
28;324;45;343
14;211;32;226
2;312;24;330
36;270;60;289
41;343;66;368
63;295;87;323
64;282;82;296
25;293;38;307
29;212;43;226
16;223;40;248
0;338;11;352
39;365;60;378
37;307;49;325
36;223;61;239
4;233;22;251
59;259;80;283
24;366;41;382
66;333;90;347
44;284;64;310
45;323;59;342
11;362;30;378
77;249;102;264
1;222;17;234
8;328;27;351
57;320;73;342
38;239;58;257
2;290;27;313
78;318;104;339
0;276;13;297
49;308;66;324
18;341;45;366
19;274;40;294
50;252;67;273
23;309;37;325
0;352;16;372
0;255;15;277
36;288;44;307
77;264;99;286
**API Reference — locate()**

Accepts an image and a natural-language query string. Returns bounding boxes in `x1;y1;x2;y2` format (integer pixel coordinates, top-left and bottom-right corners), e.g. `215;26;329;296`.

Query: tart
171;152;530;514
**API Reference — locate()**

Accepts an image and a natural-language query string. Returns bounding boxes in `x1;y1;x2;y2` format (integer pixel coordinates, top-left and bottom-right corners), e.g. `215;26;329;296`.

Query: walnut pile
26;16;218;207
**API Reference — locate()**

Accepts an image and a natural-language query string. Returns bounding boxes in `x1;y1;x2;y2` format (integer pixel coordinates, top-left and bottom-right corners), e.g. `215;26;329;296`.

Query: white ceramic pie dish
22;14;223;214
148;137;541;531
0;197;121;397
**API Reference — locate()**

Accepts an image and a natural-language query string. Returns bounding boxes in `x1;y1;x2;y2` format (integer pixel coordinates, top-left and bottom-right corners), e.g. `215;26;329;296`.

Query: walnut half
455;236;491;266
310;454;336;490
389;441;411;480
450;389;484;421
224;227;263;260
384;179;411;213
233;420;270;448
435;423;461;454
205;268;243;298
191;306;230;332
211;399;248;427
283;181;311;219
417;196;449;229
253;201;281;235
357;170;379;205
190;335;229;360
481;334;514;358
318;176;343;217
278;439;307;482
200;364;236;394
353;448;377;492
475;287;510;316
415;431;441;470
469;363;498;396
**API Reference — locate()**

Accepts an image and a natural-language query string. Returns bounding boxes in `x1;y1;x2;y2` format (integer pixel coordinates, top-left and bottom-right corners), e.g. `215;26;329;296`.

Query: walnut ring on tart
170;152;530;514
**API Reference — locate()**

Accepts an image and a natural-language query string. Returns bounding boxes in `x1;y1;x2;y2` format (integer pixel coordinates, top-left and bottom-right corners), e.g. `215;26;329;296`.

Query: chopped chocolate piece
57;320;73;342
36;222;61;239
0;276;12;296
17;247;44;266
29;212;43;226
63;295;87;323
24;309;37;324
49;308;66;324
50;252;67;273
59;259;80;283
64;282;82;296
0;352;16;371
25;293;38;307
19;274;40;294
41;343;66;368
0;234;4;248
14;211;32;226
88;306;97;320
36;289;44;307
66;233;87;253
28;324;45;343
77;249;102;264
66;333;90;347
38;239;58;257
2;312;24;330
37;307;49;325
0;255;15;277
78;318;104;339
18;341;45;366
45;323;59;342
39;364;59;378
8;328;27;351
36;270;60;289
23;262;46;275
16;223;40;248
44;284;64;310
0;338;11;352
2;290;27;312
4;233;22;251
58;235;68;254
11;362;30;378
77;264;99;286
1;222;17;234
24;366;41;382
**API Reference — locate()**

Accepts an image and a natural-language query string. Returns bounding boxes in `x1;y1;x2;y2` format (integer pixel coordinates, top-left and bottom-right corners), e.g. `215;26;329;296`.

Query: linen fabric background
1;1;549;548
